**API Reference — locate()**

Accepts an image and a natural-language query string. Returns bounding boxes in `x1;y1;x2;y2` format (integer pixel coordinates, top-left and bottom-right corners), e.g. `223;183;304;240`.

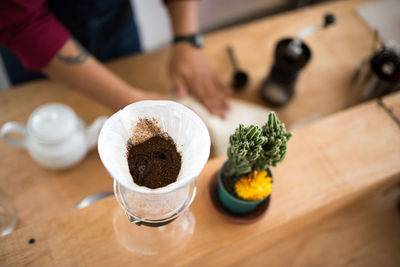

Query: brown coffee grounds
127;135;181;189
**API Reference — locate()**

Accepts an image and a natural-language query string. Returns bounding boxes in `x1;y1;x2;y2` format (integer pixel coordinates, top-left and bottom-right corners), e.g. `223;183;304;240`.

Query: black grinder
260;14;336;107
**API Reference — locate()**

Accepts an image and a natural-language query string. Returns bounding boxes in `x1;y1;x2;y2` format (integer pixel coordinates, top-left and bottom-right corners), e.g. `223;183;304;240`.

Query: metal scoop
227;46;249;90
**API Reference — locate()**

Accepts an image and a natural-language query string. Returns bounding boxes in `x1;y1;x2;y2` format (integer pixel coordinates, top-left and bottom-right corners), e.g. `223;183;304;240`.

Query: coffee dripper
98;100;210;255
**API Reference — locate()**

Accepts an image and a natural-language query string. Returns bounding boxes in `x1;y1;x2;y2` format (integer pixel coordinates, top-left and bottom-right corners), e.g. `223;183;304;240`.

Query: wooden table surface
2;0;399;265
1;91;399;266
0;0;375;227
234;180;400;267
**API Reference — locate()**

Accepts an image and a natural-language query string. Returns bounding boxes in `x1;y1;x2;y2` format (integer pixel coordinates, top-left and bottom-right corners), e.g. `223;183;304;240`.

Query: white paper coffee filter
98;100;210;195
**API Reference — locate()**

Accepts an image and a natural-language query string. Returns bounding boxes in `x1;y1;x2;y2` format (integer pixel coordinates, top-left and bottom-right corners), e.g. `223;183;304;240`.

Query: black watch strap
173;34;204;49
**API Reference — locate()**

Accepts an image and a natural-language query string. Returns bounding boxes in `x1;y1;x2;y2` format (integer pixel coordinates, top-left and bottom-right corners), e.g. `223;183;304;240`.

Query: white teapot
1;103;107;170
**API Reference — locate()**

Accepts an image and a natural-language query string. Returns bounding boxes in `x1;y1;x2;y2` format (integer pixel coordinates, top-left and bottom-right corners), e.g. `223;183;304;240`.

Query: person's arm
0;0;163;111
165;0;232;118
42;38;164;110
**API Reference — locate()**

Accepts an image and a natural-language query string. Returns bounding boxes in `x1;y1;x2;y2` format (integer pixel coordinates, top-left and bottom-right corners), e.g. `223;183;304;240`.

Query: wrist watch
173;33;204;49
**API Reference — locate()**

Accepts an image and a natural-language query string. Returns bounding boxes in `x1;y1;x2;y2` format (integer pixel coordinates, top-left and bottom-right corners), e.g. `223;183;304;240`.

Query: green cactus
227;112;292;178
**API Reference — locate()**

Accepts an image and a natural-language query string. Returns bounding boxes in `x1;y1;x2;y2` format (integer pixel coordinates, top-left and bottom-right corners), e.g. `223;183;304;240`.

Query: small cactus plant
227;112;292;178
218;112;292;212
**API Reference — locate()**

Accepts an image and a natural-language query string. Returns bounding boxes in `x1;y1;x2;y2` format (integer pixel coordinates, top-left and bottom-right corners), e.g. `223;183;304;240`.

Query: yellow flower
234;170;273;201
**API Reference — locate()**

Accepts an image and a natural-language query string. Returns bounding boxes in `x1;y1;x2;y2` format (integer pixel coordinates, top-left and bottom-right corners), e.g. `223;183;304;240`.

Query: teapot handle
86;116;107;150
1;122;28;149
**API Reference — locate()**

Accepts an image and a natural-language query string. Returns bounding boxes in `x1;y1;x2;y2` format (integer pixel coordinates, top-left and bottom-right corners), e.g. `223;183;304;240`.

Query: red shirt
0;0;191;71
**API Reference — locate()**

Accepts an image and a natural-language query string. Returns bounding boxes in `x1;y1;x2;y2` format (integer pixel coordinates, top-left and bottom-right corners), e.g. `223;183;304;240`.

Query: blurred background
0;0;331;90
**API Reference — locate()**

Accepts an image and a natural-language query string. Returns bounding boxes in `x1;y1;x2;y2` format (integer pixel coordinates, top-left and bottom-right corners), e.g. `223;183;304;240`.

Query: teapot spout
86;116;108;150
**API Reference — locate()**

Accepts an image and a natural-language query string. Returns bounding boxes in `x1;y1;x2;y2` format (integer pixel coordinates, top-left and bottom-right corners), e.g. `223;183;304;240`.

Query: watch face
194;35;204;48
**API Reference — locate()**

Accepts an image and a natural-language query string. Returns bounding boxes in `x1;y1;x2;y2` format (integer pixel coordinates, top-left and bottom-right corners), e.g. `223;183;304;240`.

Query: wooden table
0;0;376;226
1;92;399;266
2;0;399;265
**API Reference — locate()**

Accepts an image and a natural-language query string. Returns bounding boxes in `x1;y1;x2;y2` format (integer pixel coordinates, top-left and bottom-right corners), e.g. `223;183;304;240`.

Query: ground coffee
127;119;181;189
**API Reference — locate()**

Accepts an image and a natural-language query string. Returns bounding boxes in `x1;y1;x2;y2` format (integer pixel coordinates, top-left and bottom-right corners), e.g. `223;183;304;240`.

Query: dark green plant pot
218;162;273;214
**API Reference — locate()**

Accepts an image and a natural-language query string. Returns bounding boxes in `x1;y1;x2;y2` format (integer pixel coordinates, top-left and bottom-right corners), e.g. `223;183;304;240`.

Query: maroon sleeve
0;0;70;70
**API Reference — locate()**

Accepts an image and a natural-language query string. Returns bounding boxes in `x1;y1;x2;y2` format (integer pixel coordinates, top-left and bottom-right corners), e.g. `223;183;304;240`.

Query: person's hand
168;43;232;118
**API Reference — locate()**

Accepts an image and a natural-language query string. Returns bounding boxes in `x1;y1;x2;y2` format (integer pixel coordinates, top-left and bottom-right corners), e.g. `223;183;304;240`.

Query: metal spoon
74;191;114;209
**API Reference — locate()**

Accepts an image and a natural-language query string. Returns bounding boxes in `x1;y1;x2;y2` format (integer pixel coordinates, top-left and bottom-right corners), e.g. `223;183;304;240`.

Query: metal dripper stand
259;14;336;107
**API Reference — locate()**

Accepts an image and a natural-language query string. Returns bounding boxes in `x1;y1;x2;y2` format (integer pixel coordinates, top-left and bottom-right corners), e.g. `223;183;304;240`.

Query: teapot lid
28;103;78;143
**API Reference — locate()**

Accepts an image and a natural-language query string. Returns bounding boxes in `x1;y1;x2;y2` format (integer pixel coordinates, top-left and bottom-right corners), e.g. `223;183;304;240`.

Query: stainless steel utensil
74;191;113;209
227;46;249;90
